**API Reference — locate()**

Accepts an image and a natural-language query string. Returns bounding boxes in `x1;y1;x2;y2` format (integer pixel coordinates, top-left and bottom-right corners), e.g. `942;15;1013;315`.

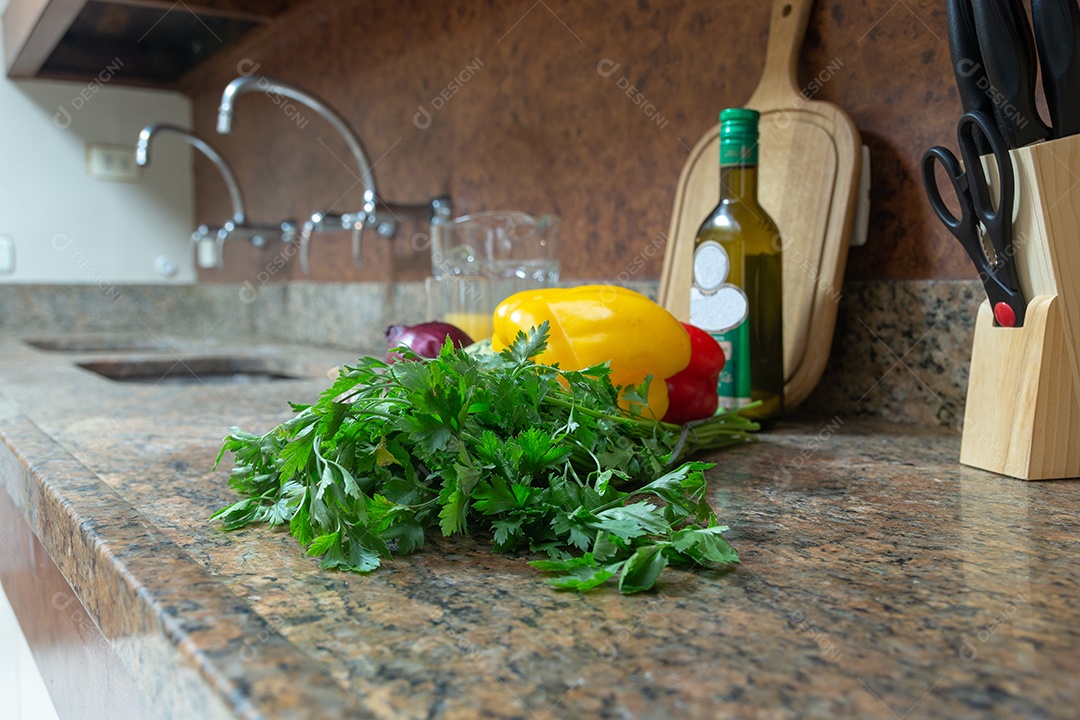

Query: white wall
0;0;196;284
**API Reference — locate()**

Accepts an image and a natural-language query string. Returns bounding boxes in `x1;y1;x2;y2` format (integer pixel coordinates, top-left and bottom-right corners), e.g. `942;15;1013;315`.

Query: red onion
385;322;473;362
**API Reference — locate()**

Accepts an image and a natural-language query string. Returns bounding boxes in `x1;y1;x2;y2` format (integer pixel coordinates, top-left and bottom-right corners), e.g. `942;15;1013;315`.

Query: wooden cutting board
658;0;861;410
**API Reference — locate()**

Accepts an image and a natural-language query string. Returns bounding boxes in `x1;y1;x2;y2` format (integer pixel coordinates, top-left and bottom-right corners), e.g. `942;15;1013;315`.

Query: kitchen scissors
921;110;1027;327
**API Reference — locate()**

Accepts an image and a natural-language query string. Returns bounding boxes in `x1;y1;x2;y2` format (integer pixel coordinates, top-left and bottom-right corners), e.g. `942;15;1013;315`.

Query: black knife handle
947;0;995;152
1033;0;1080;137
947;0;995;116
1005;0;1041;76
971;0;1052;147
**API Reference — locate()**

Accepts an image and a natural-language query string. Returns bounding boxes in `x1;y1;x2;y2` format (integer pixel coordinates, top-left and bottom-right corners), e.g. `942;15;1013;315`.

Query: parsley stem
542;395;633;426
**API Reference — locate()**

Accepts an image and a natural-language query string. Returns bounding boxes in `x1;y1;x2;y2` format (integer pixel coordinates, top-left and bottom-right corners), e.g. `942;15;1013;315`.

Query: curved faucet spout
216;76;377;209
137;123;246;225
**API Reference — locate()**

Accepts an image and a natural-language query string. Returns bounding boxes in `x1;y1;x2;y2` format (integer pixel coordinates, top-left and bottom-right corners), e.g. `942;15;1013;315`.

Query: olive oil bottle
689;108;783;425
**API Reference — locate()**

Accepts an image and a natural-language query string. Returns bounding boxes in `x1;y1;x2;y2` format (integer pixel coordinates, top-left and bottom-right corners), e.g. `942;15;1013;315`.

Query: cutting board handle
746;0;815;109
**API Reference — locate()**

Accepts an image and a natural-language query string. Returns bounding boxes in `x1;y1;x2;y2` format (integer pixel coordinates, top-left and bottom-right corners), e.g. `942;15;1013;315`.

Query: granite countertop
0;334;1077;719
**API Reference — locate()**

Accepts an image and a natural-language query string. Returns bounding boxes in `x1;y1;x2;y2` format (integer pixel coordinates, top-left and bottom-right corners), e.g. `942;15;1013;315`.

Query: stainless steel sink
77;356;304;385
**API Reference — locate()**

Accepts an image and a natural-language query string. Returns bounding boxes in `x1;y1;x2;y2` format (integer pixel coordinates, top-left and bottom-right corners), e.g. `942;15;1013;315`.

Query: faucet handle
352;225;363;268
299;211;340;273
431;195;453;222
374;219;398;238
215;227;228;269
299;215;319;275
338;211;368;268
280;220;298;244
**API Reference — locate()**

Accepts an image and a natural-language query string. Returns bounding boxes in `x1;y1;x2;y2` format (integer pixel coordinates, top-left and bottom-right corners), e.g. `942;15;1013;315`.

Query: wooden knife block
960;134;1080;480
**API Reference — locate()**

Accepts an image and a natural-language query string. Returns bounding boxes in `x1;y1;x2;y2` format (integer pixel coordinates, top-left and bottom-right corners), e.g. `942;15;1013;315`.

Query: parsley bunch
213;324;755;593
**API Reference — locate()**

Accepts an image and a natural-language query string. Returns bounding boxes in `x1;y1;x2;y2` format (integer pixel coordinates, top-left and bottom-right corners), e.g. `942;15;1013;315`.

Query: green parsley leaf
213;324;753;593
529;554;622;591
307;532;340;557
500;321;551;363
618;545;669;594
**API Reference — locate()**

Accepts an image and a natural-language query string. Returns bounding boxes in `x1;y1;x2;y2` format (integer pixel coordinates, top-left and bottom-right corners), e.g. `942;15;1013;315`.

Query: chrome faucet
217;77;377;206
136;123;297;267
217;76;375;272
215;76;451;273
137;122;246;225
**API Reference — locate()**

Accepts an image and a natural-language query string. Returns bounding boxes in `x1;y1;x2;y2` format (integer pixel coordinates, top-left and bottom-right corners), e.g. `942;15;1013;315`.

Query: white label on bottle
690;285;748;332
689;239;748;332
692;240;728;292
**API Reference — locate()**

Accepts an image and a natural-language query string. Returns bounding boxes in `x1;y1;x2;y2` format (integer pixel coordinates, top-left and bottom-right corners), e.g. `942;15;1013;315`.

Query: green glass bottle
689;108;784;426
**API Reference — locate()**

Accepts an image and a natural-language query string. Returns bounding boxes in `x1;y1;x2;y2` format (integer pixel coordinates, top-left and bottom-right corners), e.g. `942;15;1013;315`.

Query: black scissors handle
920;112;1008;242
922;144;972;235
956;112;1015;265
921;111;1027;327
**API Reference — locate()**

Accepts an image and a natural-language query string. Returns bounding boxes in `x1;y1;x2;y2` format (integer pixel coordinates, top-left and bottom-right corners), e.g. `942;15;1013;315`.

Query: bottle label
689;240;751;409
715;322;752;408
689;241;748;332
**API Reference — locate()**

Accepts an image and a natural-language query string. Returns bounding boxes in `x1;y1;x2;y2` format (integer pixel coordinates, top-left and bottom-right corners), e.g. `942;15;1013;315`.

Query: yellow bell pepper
491;285;691;420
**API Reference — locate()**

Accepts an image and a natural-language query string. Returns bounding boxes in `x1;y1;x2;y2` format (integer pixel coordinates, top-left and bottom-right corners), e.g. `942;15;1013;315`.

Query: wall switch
86;144;138;182
0;235;14;274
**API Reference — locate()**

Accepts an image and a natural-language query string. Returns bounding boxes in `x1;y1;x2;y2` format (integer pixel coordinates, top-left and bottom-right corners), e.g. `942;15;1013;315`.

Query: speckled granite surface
0;284;255;338
0;282;428;354
1;279;983;427
0;334;1077;719
803;279;984;428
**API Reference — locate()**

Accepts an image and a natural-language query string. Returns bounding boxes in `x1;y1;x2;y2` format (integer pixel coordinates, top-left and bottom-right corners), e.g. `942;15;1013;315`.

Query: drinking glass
425;211;560;340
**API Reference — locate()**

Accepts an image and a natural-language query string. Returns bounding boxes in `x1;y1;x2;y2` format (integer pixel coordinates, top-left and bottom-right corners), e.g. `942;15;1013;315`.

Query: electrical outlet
86;144;138;182
0;235;13;274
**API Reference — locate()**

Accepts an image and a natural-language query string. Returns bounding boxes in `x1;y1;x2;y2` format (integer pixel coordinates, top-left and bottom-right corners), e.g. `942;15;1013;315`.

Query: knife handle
948;0;994;115
947;0;995;152
971;0;1052;147
1005;0;1041;76
1032;0;1080;137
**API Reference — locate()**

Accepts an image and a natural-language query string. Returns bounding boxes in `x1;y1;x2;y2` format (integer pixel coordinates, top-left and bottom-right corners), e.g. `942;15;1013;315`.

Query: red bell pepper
662;323;725;424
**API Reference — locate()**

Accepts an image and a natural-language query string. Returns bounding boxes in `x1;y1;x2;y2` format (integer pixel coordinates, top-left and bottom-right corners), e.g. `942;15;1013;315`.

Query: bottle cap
719;108;760;140
718;108;760;166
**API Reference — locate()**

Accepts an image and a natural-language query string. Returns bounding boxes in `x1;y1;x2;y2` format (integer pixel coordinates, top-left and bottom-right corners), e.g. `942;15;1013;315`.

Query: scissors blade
956;112;1028;326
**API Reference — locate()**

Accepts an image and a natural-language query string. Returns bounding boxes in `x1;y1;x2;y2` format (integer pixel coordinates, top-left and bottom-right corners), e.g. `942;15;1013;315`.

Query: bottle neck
718;133;759;204
719;163;759;204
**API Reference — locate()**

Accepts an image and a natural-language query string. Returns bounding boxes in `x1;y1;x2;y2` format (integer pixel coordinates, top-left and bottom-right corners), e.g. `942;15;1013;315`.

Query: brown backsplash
187;0;970;284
